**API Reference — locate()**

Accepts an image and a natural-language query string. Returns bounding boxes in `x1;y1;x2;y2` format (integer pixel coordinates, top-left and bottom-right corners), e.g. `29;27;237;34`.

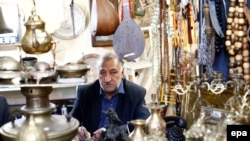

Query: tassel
198;18;209;66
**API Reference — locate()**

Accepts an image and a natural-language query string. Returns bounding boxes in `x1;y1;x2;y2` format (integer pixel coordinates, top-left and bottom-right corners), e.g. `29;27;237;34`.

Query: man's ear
121;68;124;77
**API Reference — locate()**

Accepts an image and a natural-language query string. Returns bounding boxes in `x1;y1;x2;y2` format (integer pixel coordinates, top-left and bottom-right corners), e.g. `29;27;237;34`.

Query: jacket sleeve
123;80;150;120
134;88;150;120
70;85;85;124
0;96;11;126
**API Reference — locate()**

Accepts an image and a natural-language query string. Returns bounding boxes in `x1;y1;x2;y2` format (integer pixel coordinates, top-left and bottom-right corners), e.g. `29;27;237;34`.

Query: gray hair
96;52;123;69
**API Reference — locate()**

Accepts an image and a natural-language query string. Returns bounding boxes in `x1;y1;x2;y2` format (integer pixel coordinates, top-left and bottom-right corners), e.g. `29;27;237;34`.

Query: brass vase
145;104;166;137
128;119;147;141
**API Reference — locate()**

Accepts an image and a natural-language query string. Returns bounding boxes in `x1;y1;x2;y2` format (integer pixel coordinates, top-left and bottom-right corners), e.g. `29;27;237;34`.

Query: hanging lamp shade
0;6;13;34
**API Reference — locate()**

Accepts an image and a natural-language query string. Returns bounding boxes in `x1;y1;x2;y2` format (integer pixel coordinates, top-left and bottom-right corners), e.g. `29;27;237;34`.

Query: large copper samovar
0;85;79;141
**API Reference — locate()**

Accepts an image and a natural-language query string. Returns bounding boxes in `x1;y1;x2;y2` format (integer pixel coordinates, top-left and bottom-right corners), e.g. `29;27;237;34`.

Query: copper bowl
56;63;90;78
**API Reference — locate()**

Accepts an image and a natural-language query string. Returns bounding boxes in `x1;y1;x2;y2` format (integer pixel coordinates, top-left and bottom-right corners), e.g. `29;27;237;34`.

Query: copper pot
22;57;37;67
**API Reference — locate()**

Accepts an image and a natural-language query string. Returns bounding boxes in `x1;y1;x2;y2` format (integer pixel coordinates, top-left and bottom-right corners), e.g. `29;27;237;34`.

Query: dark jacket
0;96;11;141
70;79;150;133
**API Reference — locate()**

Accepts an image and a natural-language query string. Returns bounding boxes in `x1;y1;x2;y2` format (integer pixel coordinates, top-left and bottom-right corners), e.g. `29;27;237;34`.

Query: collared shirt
98;81;125;128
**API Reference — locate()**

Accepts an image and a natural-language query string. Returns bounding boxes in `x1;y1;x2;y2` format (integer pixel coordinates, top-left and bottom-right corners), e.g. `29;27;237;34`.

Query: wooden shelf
0;44;18;50
0;83;87;92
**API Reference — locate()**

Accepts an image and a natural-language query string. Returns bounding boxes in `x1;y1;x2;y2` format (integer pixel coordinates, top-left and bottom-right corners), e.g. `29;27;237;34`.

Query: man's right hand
77;126;91;141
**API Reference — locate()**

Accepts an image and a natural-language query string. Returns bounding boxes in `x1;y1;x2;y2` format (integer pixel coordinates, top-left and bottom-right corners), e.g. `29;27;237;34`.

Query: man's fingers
77;127;85;140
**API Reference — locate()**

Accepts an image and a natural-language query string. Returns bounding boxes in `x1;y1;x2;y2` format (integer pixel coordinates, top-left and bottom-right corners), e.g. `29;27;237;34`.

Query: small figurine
101;108;128;141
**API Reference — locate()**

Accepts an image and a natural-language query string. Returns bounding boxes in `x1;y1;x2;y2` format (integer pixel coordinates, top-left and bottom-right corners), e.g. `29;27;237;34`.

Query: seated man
0;96;12;141
71;52;150;141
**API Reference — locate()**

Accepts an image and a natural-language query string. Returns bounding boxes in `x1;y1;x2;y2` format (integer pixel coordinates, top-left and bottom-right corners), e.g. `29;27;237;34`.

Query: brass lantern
21;1;53;54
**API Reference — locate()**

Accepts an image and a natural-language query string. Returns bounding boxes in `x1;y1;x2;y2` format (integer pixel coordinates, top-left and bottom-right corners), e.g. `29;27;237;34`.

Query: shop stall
0;0;250;141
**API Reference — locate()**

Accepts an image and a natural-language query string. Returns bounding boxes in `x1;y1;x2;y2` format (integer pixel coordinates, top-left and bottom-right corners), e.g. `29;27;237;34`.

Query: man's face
98;58;123;94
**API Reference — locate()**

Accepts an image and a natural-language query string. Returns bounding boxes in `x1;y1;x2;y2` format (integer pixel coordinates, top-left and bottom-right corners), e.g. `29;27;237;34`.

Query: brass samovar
0;85;79;141
0;0;79;140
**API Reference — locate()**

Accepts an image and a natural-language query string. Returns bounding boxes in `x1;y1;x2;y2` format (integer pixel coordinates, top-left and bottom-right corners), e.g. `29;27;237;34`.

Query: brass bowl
0;71;21;79
34;61;51;71
0;56;21;71
56;63;90;78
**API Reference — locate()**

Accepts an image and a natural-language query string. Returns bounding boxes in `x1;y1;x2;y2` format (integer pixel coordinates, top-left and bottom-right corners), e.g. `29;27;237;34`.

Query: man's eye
100;71;106;75
111;71;117;75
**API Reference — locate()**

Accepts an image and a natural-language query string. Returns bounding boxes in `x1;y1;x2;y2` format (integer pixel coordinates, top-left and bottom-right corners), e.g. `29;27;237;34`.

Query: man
71;52;150;140
0;96;12;141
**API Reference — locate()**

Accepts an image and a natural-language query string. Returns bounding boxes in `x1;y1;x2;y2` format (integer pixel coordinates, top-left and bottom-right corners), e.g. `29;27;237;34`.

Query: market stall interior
0;0;250;141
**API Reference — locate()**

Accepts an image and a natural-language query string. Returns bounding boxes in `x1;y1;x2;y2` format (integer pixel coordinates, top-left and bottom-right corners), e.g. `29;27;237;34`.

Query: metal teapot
21;5;53;54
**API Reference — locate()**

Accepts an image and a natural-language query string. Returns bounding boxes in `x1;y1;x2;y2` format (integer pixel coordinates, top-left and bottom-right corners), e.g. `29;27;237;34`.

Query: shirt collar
99;80;125;95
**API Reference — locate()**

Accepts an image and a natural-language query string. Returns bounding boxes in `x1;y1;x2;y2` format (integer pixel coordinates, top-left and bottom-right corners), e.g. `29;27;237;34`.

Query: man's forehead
102;58;121;65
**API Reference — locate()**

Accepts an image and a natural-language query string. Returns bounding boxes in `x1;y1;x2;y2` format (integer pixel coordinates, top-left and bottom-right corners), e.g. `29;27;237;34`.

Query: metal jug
145;103;166;137
21;7;53;54
128;119;147;141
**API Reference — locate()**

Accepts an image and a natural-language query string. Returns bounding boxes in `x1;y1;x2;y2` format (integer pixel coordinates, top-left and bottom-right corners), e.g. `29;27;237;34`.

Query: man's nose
104;74;112;82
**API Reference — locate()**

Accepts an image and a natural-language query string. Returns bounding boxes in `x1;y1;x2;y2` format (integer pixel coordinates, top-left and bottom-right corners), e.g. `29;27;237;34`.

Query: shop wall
0;0;113;65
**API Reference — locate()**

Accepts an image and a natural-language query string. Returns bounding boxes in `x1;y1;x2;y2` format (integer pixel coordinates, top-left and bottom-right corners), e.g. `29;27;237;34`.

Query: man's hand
77;126;91;141
93;128;106;141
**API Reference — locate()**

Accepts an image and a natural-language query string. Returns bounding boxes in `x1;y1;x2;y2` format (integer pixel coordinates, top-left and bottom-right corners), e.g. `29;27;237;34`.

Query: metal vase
128;119;147;141
145;104;166;137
